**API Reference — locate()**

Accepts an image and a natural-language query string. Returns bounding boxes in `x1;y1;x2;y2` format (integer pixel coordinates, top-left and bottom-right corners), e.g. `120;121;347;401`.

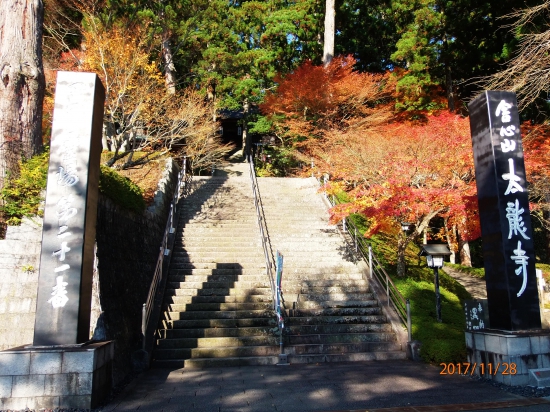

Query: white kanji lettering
501;139;516;153
54;264;70;273
506;199;530;240
47;275;69;308
53;241;71;261
56;196;77;226
500;125;516;137
502;158;524;195
511;241;528;297
495;100;513;122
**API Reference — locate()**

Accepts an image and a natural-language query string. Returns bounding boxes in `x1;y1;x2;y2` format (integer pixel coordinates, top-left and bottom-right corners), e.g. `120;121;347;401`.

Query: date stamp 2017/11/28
440;362;517;375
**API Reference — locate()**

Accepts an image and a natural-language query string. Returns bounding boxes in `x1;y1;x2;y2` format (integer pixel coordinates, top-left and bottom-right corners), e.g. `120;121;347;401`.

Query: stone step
168;271;364;280
290;307;382;317
168;280;271;290
156;335;278;349
286;351;407;364
285;315;387;325
166;302;273;312
159;326;275;339
177;245;341;252
165;317;277;329
155;341;402;361
152;356;278;369
165;287;272;297
167;279;367;291
292;292;374;301
296;299;378;309
165;295;273;305
165;309;274;320
286;323;393;335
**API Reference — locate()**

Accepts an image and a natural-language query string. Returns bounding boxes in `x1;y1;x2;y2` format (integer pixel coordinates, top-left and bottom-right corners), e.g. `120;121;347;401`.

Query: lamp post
419;244;452;323
397;222;412;277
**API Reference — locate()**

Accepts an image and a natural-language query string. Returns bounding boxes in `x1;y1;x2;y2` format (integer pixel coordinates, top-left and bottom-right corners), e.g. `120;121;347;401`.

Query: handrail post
406;299;412;342
368;245;373;278
141;303;147;351
354;227;358;252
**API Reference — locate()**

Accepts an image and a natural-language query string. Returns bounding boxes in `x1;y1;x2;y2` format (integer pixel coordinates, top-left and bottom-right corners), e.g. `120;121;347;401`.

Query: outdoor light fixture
419;244;452;323
400;222;411;232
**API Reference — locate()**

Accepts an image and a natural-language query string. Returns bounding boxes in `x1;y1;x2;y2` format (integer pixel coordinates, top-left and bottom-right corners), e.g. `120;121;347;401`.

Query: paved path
213;150;249;177
442;266;487;299
99;361;550;412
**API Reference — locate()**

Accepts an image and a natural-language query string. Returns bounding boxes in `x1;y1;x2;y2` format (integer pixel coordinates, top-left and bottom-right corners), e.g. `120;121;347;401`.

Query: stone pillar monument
33;71;104;345
469;90;540;330
466;91;550;387
0;72;114;410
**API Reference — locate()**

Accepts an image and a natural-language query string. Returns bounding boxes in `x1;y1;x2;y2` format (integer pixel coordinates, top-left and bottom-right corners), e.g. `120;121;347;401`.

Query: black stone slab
468;91;540;331
33;72;105;345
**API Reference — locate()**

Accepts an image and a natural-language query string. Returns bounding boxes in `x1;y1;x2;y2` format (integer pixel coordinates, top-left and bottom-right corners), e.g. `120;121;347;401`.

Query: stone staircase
153;175;406;368
257;178;405;363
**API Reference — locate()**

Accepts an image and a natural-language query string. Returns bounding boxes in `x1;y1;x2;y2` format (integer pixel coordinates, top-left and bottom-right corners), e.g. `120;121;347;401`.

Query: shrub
1;149;49;225
99;165;146;213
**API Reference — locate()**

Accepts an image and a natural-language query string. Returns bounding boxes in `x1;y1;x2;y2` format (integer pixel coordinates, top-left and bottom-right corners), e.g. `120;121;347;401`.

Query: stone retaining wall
0;218;43;351
0;158;179;385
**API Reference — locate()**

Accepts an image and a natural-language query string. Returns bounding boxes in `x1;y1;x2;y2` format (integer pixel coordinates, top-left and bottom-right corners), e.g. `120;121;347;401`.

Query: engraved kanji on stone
506;199;530;240
47;275;69;308
502;158;524;195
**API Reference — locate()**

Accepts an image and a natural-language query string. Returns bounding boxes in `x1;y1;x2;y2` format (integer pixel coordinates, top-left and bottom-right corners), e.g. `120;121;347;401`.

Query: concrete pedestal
0;340;113;410
465;329;550;386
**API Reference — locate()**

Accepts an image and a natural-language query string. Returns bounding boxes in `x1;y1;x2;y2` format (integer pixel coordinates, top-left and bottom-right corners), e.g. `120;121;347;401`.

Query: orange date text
440;362;517;376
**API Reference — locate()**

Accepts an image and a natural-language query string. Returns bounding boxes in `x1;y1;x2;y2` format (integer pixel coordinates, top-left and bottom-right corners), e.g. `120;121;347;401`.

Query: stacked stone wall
0;218;43;351
0;158;179;385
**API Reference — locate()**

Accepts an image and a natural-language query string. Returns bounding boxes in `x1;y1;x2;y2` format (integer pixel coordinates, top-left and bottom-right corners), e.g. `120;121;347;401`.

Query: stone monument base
0;341;113;410
465;329;550;386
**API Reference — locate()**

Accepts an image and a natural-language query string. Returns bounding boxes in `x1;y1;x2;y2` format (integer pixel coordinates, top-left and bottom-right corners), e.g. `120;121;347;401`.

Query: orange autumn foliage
327;111;480;243
261;56;392;141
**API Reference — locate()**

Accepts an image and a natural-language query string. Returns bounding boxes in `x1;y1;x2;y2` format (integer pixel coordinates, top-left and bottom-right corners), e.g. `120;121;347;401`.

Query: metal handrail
247;154;277;309
317;176;411;341
141;156;192;350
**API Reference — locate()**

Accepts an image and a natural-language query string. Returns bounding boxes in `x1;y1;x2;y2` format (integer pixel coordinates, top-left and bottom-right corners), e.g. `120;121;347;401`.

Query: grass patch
393;277;468;363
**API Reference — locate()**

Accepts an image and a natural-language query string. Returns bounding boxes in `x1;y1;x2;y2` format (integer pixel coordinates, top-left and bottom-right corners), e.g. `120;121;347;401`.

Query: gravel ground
471;374;550;398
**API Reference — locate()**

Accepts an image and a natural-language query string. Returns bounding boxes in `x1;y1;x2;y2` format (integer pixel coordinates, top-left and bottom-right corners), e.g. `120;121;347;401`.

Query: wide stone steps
154;175;405;368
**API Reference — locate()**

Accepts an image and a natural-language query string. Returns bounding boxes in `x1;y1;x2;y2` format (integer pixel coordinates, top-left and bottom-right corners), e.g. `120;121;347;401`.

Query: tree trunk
396;230;408;277
162;35;176;95
242;99;250;160
323;0;335;66
459;239;472;267
0;0;45;192
444;223;456;264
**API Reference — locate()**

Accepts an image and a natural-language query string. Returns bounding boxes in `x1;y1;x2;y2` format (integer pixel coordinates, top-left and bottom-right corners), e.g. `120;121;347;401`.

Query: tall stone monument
33;71;104;345
465;91;550;387
0;72;114;410
469;90;540;331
